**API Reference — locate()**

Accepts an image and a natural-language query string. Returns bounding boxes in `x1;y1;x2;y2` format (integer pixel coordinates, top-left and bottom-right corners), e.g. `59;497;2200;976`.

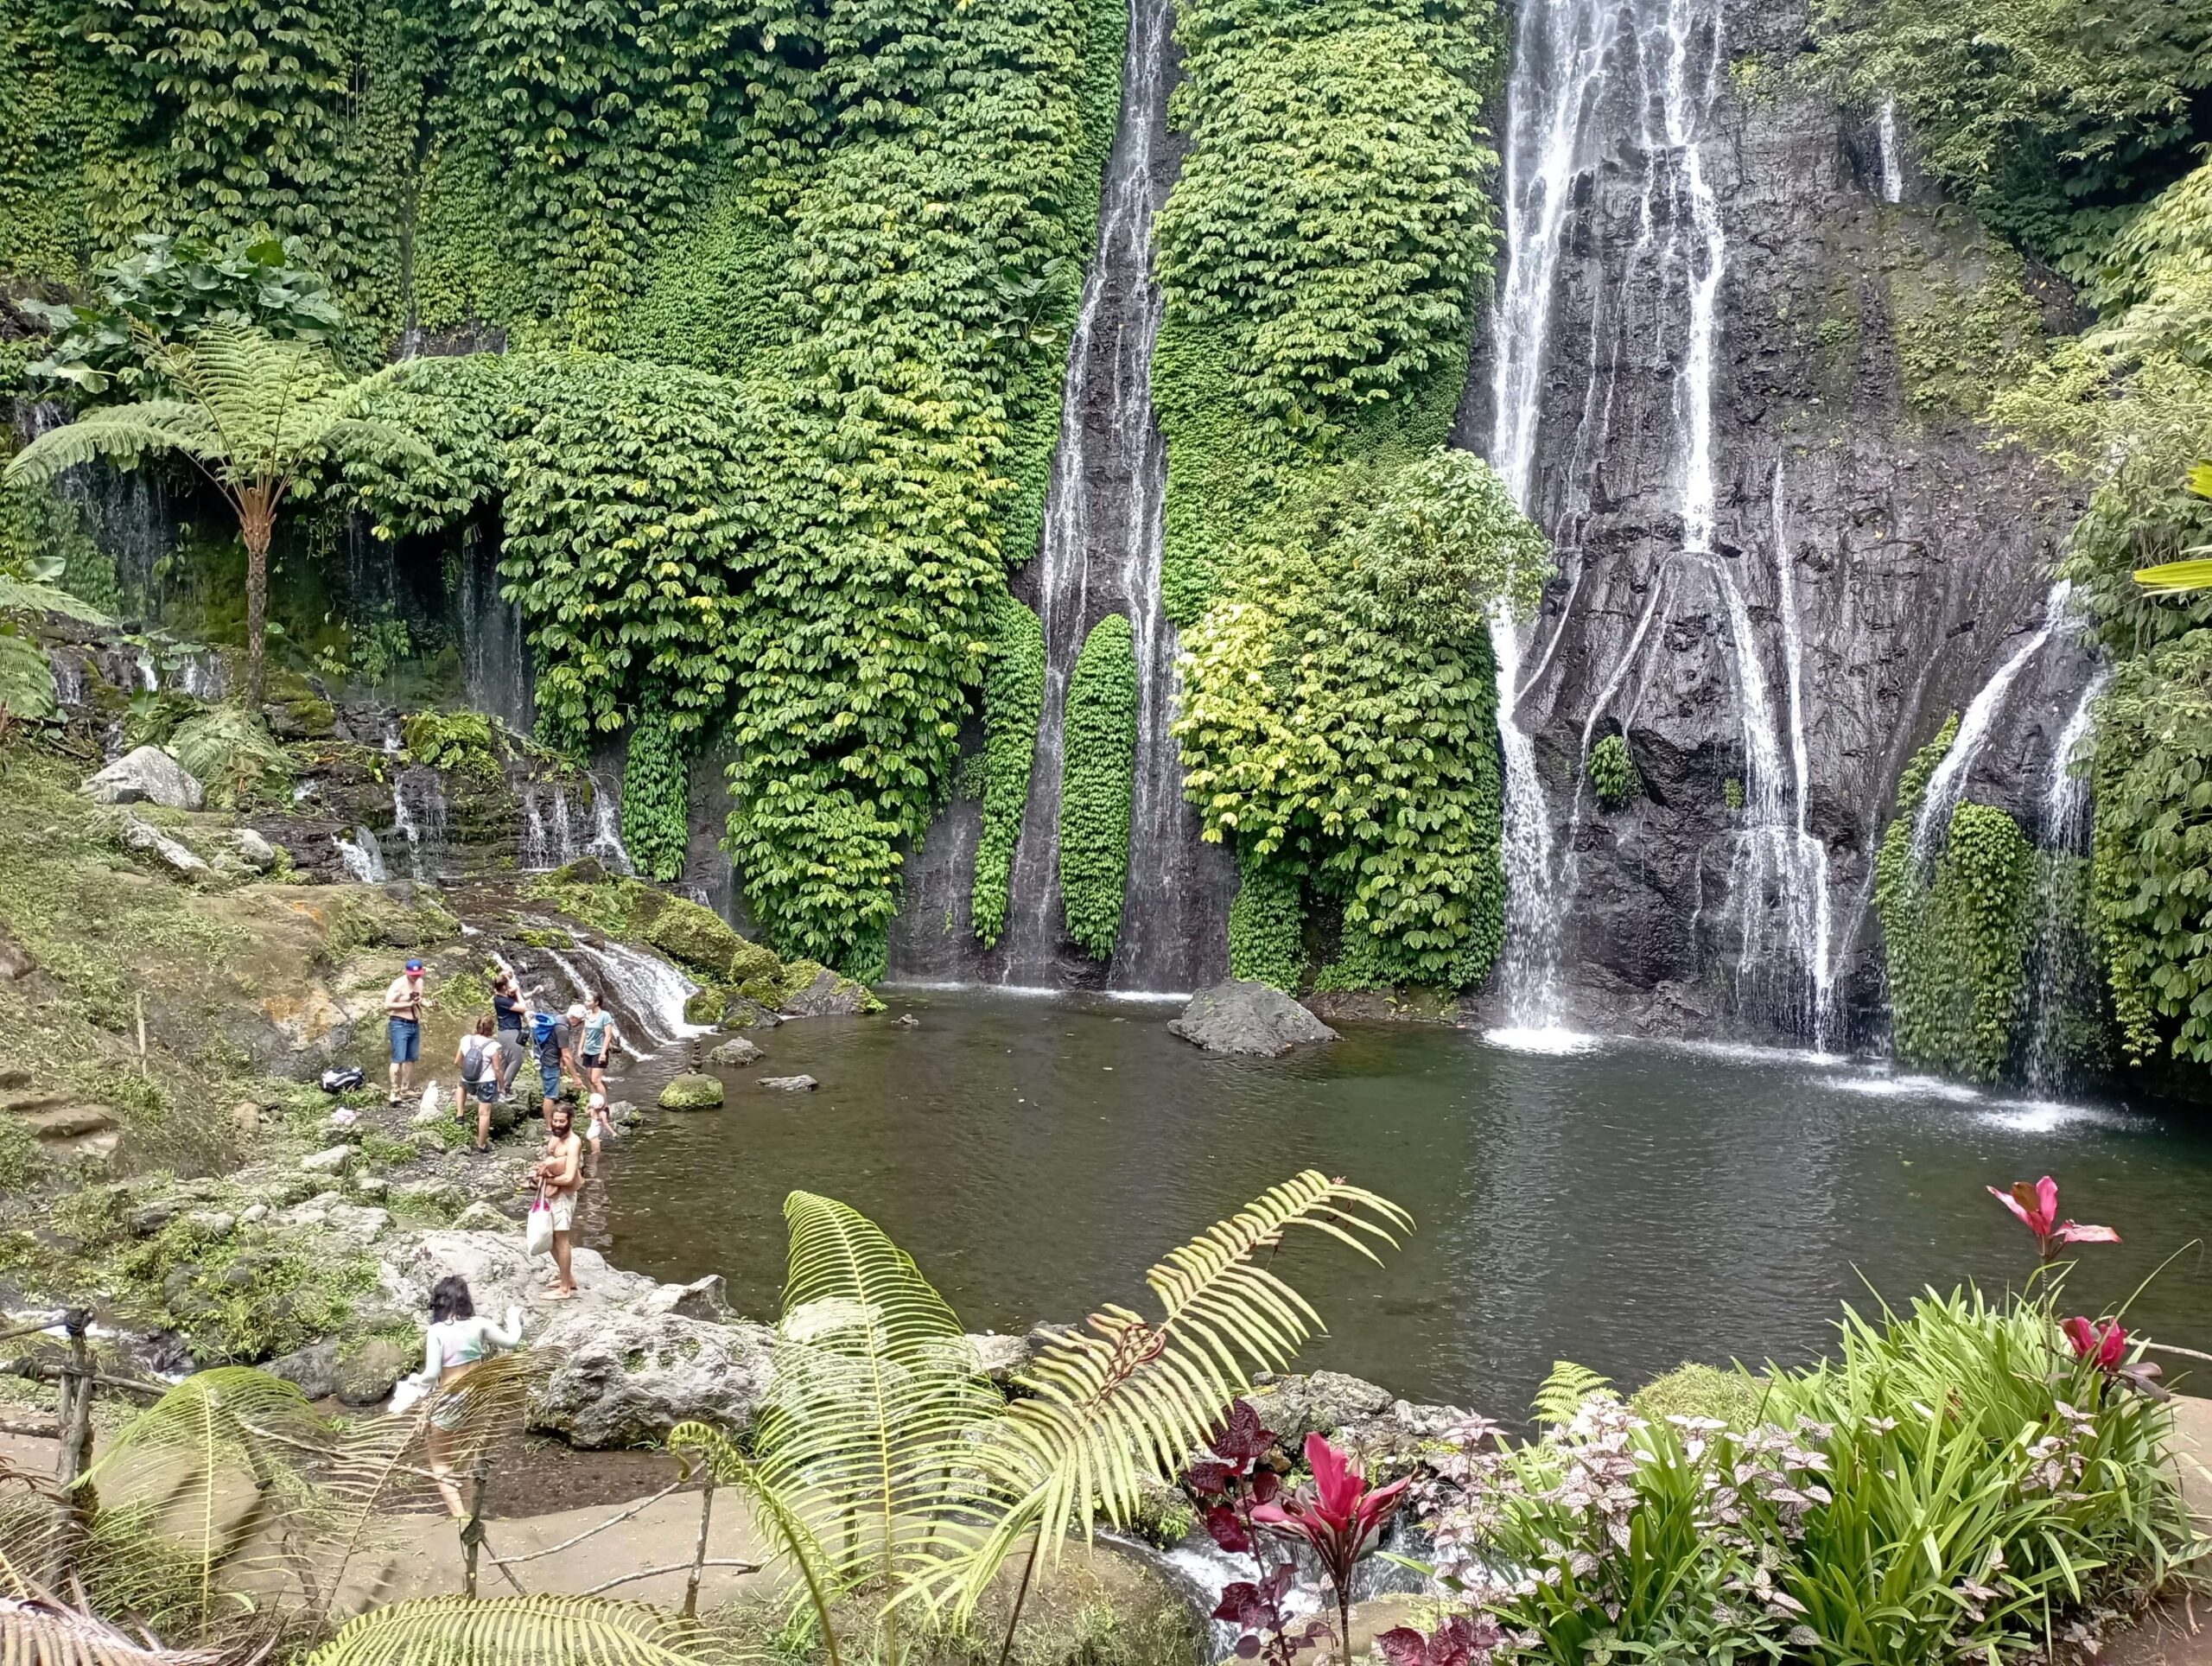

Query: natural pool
592;989;2212;1415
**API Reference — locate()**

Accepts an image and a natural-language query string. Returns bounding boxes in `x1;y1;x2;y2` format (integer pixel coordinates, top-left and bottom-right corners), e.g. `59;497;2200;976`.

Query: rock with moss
1629;1362;1765;1428
659;1073;725;1110
683;985;728;1026
335;1335;416;1405
645;895;780;985
777;961;881;1017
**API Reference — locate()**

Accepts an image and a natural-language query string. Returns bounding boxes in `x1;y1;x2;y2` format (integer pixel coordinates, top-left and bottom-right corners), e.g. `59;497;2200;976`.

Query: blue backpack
531;1011;558;1046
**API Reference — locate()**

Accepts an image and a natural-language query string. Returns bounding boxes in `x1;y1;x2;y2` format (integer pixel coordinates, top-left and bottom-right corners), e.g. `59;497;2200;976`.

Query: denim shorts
539;1063;563;1099
467;1077;499;1104
389;1017;420;1064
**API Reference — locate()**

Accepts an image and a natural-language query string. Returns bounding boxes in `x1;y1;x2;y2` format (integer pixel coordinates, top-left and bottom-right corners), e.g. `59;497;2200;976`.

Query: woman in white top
416;1274;523;1517
454;1015;502;1155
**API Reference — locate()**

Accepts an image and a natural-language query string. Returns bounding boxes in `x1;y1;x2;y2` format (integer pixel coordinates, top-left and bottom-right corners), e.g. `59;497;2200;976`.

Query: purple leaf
1205;1504;1254;1555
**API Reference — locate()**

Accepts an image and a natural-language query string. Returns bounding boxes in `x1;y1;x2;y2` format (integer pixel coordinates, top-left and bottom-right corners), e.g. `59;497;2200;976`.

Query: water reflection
598;992;2212;1413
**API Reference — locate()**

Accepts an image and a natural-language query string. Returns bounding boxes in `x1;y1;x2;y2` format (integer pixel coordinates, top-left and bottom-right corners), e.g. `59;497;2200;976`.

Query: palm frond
667;1422;843;1665
302;1593;724;1666
2186;459;2211;502
0;1595;217;1666
0;574;113;626
947;1171;1411;1607
1531;1360;1614;1427
2133;556;2212;594
2;403;219;485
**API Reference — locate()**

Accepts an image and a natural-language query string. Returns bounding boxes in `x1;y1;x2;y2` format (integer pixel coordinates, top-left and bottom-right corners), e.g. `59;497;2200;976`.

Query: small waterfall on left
2023;668;2108;1094
390;767;451;881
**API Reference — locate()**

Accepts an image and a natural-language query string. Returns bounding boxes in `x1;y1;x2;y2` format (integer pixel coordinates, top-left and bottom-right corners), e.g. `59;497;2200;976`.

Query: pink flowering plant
1394;1179;2193;1666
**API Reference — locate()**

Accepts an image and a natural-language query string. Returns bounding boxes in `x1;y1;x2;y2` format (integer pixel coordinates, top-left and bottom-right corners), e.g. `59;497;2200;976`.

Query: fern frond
303;1593;723;1666
0;633;58;722
0;575;113;626
2133;556;2212;594
1531;1360;1614;1426
754;1196;1001;1624
944;1172;1410;1612
668;1422;843;1666
0;1596;217;1665
2;403;219;485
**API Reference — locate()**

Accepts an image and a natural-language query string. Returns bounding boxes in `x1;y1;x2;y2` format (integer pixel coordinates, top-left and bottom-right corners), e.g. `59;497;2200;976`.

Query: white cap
567;1004;586;1021
588;1091;607;1109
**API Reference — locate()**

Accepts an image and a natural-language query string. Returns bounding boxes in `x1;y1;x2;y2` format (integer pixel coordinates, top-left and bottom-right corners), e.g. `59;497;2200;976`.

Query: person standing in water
529;1103;584;1300
384;957;427;1105
415;1274;522;1517
531;1002;576;1123
454;1015;501;1154
577;992;623;1100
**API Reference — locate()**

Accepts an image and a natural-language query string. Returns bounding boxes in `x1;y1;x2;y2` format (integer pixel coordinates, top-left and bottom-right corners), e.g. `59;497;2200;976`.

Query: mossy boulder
658;1073;725;1111
644;896;774;983
776;960;882;1016
1630;1362;1765;1428
683;986;728;1026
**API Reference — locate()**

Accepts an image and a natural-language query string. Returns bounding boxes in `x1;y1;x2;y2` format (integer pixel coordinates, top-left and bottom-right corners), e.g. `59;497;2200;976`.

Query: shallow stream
594;991;2212;1414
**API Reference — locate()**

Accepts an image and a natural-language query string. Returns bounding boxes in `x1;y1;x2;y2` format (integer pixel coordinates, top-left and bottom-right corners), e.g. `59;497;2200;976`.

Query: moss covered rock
683;986;728;1026
659;1073;725;1110
645;896;779;984
777;960;882;1016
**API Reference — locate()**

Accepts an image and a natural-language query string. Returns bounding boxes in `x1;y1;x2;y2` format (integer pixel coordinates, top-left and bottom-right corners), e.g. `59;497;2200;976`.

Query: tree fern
944;1170;1412;1611
303;1594;726;1666
0;1595;218;1666
0;633;58;723
1531;1360;1614;1427
0;574;114;626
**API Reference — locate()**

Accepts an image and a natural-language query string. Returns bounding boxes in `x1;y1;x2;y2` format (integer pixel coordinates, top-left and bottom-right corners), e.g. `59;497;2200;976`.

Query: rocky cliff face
1455;0;2093;1045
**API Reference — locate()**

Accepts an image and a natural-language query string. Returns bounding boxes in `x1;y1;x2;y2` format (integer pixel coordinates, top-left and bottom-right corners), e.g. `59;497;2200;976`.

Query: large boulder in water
531;1310;777;1447
83;745;205;810
1168;980;1338;1057
777;961;880;1017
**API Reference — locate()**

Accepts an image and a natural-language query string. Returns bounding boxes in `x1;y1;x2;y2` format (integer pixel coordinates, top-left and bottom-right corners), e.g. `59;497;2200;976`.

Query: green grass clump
1628;1362;1764;1428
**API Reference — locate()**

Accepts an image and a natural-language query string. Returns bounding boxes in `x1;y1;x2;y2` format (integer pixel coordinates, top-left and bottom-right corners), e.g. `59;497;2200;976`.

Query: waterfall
1484;0;1632;1033
1877;100;1906;203
457;525;533;734
1710;463;1834;1043
2022;667;2108;1094
1485;0;1727;1039
991;0;1218;991
336;826;390;884
530;936;705;1056
517;778;632;874
390;766;450;880
1911;582;2075;862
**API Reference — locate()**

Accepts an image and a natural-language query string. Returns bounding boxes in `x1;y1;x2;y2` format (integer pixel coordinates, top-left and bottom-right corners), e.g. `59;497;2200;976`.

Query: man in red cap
384;957;429;1105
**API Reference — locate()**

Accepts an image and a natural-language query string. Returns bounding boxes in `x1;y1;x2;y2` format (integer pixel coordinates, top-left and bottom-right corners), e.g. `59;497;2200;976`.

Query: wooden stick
581;1558;760;1599
462;1462;491;1599
487;1474;693;1567
683;1474;715;1619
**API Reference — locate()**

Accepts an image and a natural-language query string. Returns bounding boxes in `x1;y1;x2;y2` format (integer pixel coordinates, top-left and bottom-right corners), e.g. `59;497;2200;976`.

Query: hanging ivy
622;691;691;883
1226;837;1302;989
972;595;1046;949
1587;734;1641;810
1058;612;1137;959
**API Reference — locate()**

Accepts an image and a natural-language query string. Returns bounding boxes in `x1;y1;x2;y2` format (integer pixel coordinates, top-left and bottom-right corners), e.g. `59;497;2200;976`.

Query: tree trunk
240;486;276;712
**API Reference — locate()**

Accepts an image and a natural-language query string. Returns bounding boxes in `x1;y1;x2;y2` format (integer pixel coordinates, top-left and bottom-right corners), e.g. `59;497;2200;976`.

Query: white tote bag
524;1186;554;1257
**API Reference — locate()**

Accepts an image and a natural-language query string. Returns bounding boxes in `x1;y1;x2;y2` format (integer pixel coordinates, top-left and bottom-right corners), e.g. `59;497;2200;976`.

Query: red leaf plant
1377;1615;1507;1666
2062;1315;2166;1398
1186;1402;1320;1665
1987;1176;2120;1266
1253;1432;1412;1660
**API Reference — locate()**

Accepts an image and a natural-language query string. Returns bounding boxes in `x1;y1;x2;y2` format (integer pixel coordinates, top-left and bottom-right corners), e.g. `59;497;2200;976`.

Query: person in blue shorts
384;957;427;1105
531;1002;577;1122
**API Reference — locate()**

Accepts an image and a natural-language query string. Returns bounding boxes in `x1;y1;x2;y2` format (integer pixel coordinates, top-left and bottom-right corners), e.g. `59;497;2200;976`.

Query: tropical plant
673;1174;1411;1663
1251;1433;1409;1658
1586;734;1640;810
3;323;418;709
1183;1402;1325;1666
168;703;294;808
2126;461;2212;592
1986;1173;2120;1266
0;554;110;730
20;233;346;398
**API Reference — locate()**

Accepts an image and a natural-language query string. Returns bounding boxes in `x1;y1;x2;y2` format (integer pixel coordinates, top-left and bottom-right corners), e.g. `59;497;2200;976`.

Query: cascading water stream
1484;0;1634;1039
390;767;450;881
990;0;1215;991
1911;582;2075;862
2022;667;2108;1094
1877;100;1906;203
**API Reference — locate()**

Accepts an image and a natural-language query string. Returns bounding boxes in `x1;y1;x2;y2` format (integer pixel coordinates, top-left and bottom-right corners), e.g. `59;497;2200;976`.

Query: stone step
0;1091;69;1118
21;1106;118;1141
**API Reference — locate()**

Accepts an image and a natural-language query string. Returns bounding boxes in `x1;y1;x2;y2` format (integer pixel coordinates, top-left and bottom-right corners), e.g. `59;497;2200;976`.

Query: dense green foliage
1225;839;1302;989
1057;614;1137;960
973;596;1046;949
1177;452;1546;989
620;691;690;883
1586;733;1640;810
1812;0;2212;281
1426;1289;2190;1666
1874;722;2039;1081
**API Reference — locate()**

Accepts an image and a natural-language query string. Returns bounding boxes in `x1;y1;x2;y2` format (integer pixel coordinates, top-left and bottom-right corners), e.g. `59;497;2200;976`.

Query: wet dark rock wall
1452;0;2090;1041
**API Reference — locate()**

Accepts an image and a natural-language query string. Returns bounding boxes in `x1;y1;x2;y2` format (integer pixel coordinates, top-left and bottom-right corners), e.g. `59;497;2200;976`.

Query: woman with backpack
454;1015;502;1154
